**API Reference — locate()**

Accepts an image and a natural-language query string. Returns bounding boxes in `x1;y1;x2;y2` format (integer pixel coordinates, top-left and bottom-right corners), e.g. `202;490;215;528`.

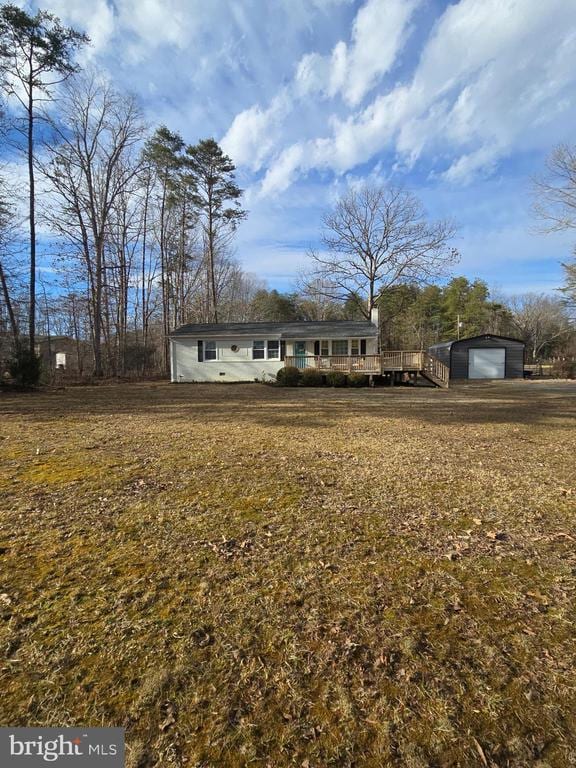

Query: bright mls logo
0;728;124;766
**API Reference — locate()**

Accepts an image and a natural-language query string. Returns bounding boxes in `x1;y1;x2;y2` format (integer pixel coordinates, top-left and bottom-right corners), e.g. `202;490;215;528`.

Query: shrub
300;368;324;387
8;347;42;387
276;366;301;386
551;360;576;379
347;372;367;387
326;370;347;387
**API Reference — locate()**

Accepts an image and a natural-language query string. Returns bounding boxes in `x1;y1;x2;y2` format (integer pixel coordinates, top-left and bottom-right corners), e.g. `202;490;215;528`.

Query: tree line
245;278;574;361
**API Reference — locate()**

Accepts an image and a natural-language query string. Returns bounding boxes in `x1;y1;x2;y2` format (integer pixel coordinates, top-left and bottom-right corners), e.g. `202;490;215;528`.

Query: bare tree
105;183;145;374
306;185;458;317
561;258;576;319
215;264;262;322
42;74;146;376
295;274;346;320
508;293;573;360
0;173;19;345
533;144;576;233
533;144;576;318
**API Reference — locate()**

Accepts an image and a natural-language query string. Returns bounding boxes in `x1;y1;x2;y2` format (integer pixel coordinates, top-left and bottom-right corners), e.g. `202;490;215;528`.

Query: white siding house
169;320;379;383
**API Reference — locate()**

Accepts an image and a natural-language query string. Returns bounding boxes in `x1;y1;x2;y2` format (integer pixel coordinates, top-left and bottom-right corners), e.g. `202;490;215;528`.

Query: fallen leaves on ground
1;380;575;767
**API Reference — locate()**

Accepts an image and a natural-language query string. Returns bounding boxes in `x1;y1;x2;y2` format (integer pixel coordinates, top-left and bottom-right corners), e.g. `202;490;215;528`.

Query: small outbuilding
428;334;525;381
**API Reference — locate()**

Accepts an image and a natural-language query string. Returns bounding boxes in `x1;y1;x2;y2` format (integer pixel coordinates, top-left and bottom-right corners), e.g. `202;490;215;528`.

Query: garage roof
170;320;378;340
429;334;524;352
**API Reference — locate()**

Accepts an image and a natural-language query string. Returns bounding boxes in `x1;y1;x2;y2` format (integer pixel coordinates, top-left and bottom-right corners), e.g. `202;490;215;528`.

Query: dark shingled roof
170;320;378;340
429;334;525;352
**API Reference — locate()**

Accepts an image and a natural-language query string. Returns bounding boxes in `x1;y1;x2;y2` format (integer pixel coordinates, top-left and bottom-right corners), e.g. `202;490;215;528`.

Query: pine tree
184;139;246;322
142;126;185;368
0;4;88;355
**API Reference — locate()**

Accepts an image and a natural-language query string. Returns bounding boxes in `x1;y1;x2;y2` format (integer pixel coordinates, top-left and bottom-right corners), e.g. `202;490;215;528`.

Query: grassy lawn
1;381;575;767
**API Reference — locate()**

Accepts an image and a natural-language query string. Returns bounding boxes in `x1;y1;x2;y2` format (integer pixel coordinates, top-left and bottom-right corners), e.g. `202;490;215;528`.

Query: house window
332;339;348;356
253;340;279;360
350;340;359;356
205;341;217;360
55;352;66;369
320;340;329;356
252;340;265;359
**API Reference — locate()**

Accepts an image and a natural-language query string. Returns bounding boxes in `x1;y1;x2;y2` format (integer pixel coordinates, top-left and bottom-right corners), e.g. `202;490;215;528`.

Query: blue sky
19;0;576;295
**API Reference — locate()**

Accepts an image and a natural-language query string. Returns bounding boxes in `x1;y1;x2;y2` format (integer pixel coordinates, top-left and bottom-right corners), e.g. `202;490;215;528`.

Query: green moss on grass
0;382;575;765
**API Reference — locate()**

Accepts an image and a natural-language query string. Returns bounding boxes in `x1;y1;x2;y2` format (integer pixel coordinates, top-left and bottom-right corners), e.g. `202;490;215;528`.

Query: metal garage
428;335;525;381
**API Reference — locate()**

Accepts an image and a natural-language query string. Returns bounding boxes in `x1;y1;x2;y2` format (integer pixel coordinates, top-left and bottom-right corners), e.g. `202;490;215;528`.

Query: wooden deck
284;352;450;387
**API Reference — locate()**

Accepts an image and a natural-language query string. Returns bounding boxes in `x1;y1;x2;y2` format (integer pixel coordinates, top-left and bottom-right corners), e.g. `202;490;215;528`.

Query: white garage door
468;348;505;379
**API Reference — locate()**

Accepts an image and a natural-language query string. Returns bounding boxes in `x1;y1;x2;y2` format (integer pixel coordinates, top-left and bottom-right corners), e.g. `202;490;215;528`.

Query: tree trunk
27;78;36;356
208;202;218;323
93;238;103;376
43;283;52;378
159;185;170;373
205;233;210;322
121;247;128;375
0;258;20;348
178;200;186;325
141;180;149;373
70;294;83;375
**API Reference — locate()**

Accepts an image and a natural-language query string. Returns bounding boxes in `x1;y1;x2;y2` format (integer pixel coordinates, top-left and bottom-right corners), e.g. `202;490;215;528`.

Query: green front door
294;341;306;369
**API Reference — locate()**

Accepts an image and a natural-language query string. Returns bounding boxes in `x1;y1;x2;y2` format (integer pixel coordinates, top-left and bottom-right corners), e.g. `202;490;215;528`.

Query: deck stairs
379;351;449;388
419;352;450;388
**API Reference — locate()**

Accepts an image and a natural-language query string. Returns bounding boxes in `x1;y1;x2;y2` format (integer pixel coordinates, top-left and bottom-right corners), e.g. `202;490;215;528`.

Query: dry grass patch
1;381;575;767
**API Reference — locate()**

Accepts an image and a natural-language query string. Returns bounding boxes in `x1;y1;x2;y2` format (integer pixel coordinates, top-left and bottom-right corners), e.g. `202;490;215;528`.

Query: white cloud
342;0;420;106
294;53;331;98
119;0;194;55
256;0;576;194
260;144;307;197
221;92;292;171
442;145;501;184
221;0;419;184
31;0;352;72
8;0;573;295
34;0;576;198
257;85;409;194
293;0;420;105
41;0;115;56
328;41;349;98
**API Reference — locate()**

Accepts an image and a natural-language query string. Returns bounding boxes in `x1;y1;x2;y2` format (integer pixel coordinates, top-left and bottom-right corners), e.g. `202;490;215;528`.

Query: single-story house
169;319;379;382
428;334;525;380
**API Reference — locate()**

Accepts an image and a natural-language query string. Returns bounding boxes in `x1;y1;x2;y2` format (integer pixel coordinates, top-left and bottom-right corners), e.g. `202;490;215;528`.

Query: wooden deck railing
422;352;450;386
380;351;424;370
283;351;450;386
284;355;381;373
